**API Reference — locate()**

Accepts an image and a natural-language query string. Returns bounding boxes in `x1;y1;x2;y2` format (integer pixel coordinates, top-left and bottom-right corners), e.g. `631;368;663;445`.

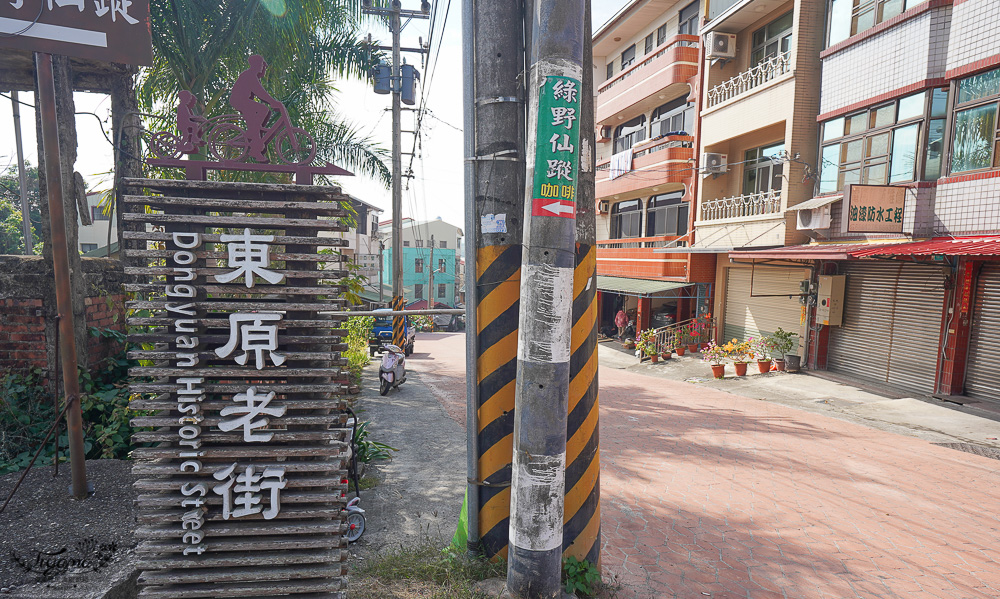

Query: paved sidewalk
599;364;1000;599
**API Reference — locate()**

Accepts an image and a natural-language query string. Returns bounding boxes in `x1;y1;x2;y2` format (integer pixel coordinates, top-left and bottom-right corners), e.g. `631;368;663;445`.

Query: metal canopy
786;195;843;211
596;275;692;297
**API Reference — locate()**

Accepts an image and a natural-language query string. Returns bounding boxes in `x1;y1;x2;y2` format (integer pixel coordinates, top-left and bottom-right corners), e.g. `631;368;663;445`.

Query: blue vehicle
369;309;415;357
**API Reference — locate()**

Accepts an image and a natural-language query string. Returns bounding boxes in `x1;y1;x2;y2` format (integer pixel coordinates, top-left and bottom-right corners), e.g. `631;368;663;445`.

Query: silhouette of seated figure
176;90;207;154
230;55;282;163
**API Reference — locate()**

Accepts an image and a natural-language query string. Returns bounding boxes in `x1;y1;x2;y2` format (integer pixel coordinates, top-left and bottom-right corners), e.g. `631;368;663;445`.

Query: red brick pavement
412;333;1000;599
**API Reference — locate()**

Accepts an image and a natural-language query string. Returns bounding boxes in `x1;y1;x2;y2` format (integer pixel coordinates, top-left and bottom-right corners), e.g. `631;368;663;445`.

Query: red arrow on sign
532;198;576;218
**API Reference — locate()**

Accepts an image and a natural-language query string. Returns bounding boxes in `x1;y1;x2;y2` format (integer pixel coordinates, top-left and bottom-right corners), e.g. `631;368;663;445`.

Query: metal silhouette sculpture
148;55;350;184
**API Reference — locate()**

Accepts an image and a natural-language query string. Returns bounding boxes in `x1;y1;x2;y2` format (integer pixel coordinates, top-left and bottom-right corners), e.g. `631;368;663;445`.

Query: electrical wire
0;1;44;38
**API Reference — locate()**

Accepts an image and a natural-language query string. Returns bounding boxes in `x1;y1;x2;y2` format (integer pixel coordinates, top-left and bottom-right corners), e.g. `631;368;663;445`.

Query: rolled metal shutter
827;262;946;395
723;266;806;342
965;265;1000;403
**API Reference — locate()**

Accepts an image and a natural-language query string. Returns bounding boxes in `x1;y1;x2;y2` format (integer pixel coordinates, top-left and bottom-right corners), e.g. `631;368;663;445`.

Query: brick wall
0;256;126;384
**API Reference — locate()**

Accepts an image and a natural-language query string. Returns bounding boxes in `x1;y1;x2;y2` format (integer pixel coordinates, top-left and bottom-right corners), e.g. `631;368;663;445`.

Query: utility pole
11;91;34;254
508;1;585;596
362;0;430;346
462;0;527;559
378;238;385;305
428;234;435;307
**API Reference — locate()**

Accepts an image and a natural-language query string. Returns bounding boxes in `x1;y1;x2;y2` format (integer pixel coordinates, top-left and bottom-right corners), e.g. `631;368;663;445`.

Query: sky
0;1;629;229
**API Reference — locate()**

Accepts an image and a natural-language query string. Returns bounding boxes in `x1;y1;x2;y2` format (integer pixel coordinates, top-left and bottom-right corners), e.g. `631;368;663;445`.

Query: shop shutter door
723;267;806;342
827;262;945;395
965;265;1000;403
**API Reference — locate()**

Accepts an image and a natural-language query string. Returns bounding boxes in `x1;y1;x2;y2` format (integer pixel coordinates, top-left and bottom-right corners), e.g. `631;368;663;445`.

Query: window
403;240;410;247
81;243;98;253
644;33;654;54
651;97;692;137
90;206;110;221
819;89;941;192
438;258;446;273
646;192;688;237
611;199;642;239
678;2;699;36
750;12;792;67
742;142;785;195
951;68;1000;173
656;23;667;46
828;0;928;45
606;62;613;80
439;240;447;248
613;115;646;153
414;284;423;299
416;239;423;247
438;283;446;298
415;258;424;273
620;44;636;70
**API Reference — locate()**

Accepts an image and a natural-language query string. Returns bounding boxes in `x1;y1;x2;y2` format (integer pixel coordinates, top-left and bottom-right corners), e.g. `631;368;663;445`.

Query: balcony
596;135;694;199
596;35;699;125
706;51;791;108
596;235;689;280
698;190;782;223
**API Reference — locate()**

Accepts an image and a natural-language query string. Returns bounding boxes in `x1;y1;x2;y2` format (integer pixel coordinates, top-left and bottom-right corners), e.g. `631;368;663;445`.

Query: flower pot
661;352;672;360
784;354;801;372
649;353;658;363
734;362;748;376
687;344;698;353
701;342;710;350
675;347;685;356
774;359;786;372
711;364;725;379
757;360;772;374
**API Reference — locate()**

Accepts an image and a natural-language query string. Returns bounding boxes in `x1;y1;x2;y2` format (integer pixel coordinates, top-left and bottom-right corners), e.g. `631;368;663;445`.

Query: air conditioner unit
702;153;727;175
706;32;737;60
597;200;610;214
796;205;833;230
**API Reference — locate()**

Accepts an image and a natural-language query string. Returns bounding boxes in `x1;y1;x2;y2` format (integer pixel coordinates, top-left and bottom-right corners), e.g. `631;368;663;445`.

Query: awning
729;236;1000;261
596;276;692;297
785;195;842;211
849;236;1000;257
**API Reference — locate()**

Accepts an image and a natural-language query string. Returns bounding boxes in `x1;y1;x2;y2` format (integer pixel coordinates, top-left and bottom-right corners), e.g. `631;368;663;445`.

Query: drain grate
932;443;1000;461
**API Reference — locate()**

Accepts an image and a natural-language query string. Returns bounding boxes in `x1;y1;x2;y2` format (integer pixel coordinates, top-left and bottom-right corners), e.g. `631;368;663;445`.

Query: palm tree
139;0;390;185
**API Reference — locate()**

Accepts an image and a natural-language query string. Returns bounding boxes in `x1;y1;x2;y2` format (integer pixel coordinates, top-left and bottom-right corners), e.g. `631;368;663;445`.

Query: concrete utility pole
508;1;585;596
428;234;435;306
462;0;527;558
11;91;34;254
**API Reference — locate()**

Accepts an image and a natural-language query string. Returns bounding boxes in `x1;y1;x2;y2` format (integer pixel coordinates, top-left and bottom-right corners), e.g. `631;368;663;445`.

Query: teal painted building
382;245;459;306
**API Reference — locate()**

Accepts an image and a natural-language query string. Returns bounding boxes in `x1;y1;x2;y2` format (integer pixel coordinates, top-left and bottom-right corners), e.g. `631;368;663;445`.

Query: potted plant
770;327;798;372
702;341;729;379
685;322;701;352
728;338;753;376
752;336;776;373
660;348;672;360
636;329;658;363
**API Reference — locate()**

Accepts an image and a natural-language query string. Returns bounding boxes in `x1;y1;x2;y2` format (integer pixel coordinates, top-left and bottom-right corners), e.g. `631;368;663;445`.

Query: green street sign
532;75;581;219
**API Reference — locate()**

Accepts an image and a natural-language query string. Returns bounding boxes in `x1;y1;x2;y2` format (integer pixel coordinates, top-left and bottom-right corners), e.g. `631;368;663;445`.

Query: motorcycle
344;407;366;543
378;344;406;396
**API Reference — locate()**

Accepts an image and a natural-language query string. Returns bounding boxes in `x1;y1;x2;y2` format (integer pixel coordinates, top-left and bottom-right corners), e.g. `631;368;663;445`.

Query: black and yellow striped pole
462;0;525;561
563;1;600;565
391;295;405;348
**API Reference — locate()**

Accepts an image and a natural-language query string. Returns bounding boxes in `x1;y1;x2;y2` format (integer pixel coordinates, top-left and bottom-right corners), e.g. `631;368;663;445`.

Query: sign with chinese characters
532;76;581;219
0;0;152;65
842;184;906;233
123;180;353;594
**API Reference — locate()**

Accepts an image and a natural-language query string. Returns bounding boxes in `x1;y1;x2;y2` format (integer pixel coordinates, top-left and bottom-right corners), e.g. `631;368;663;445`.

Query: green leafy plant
751;336;777;361
634;329;657;355
770;327;798;356
410;314;434;332
562;556;601;597
701;340;729;365
353;420;398;463
345;315;374;387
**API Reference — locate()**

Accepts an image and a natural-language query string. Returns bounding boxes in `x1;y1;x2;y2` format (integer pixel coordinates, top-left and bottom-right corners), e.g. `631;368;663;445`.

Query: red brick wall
0;299;47;372
84;294;127;369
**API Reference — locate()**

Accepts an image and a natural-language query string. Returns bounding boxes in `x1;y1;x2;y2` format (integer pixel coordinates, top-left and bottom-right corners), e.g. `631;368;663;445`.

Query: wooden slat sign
125;177;352;599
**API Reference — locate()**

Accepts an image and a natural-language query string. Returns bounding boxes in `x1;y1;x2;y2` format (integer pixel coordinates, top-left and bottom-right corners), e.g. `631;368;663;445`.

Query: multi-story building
79;192;118;255
593;0;716;336
691;0;826;352
724;0;1000;407
319;195;383;281
378;216;463;307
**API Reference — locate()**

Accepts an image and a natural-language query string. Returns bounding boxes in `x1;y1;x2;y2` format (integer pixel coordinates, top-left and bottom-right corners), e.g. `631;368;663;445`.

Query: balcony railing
699;189;781;222
599;35;699;96
706;51;791;108
597;235;688;250
653;317;716;354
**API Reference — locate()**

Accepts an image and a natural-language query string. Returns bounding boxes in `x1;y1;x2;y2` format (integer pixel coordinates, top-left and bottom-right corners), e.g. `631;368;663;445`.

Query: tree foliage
140;0;391;186
0;165;42;255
